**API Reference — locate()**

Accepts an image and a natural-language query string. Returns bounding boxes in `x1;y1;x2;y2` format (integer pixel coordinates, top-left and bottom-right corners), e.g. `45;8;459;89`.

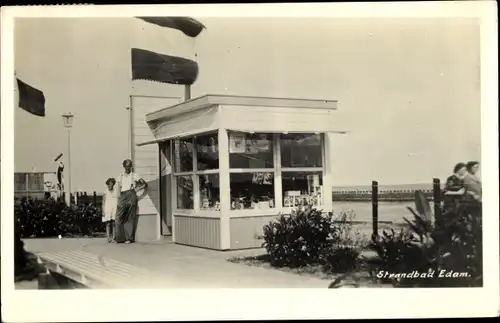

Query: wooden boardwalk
37;250;171;289
25;238;330;288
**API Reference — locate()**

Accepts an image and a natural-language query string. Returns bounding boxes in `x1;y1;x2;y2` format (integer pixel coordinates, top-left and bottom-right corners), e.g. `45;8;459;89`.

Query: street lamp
62;112;74;206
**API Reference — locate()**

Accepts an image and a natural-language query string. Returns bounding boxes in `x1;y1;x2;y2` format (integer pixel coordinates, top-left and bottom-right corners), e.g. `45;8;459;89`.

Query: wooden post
372;181;378;237
93;191;97;205
433;178;441;218
38;273;50;289
184;85;191;101
38;272;57;289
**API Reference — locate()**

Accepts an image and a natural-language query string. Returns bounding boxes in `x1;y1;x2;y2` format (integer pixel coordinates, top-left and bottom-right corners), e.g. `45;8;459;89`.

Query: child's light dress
102;188;118;222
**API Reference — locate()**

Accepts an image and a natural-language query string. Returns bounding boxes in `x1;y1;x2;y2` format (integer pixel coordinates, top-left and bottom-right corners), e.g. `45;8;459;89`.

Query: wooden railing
66;192;104;209
332;189;435;202
369;178;443;235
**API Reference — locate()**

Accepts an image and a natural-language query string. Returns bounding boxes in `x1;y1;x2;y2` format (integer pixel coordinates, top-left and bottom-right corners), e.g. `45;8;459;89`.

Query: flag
136;17;205;38
57;161;64;193
131;48;199;85
16;78;45;117
54;153;63;162
130;17;206;86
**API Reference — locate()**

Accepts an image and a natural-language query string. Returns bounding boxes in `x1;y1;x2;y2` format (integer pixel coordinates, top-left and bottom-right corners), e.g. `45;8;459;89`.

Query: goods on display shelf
284;189;323;208
231;197;274;210
201;201;221;211
230;132;271;154
200;186;220;211
229;132;246;153
252;172;273;185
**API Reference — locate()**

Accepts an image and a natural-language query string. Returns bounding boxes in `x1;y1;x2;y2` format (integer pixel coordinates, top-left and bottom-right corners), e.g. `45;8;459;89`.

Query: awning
136;127;218;147
226;129;349;135
137;128;349;147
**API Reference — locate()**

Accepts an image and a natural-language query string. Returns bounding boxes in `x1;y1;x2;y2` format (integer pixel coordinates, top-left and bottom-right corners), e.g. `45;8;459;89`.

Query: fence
332;188;435;202
15;191;104;207
370;178;444;236
66;192;104;209
14;190;47;199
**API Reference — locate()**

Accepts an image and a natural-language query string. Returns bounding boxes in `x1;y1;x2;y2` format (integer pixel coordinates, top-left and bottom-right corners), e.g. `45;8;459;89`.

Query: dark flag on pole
135;17;205;38
16;78;46;117
131;16;206;87
57;161;64;192
131;48;199;85
55;152;64;193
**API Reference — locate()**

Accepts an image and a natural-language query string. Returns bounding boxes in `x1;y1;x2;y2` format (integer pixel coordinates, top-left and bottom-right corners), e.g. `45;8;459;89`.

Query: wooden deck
36;250;171;289
23;238;333;288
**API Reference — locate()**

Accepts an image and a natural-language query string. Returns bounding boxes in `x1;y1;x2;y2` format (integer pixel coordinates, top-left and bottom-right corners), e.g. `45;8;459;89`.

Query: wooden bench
36;250;168;289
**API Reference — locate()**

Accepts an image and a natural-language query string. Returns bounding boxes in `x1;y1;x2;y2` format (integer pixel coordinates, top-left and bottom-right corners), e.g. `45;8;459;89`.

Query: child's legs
105;221;112;240
109;220;116;240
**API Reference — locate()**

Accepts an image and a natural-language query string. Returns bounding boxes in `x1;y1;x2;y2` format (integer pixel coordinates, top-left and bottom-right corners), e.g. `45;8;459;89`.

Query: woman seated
442;162;467;211
464;161;482;202
444;163;467;195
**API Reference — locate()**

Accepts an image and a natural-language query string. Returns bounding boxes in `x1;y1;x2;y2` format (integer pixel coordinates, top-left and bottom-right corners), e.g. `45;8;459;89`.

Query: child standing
102;177;118;243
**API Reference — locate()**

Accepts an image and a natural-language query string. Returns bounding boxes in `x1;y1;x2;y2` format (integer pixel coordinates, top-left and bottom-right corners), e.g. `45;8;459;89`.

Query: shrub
261;206;338;268
14;230;27;276
332;209;369;249
322;246;360;274
320;210;366;274
369;228;426;282
368;190;482;287
15;196;105;238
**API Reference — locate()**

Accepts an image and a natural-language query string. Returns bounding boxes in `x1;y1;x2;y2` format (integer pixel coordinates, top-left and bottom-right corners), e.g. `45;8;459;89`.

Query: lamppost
62;113;74;206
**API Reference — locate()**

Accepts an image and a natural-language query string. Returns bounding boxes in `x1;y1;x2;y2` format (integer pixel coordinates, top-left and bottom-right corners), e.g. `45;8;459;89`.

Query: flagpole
67;126;72;205
129;19;135;162
62;113;74;206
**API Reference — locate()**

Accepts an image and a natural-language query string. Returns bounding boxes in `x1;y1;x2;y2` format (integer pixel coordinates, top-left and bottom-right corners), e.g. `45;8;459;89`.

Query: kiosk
137;95;346;250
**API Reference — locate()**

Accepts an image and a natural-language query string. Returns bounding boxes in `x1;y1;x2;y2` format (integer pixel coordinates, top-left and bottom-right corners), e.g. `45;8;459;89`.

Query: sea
332;201;435;224
331;183;439;224
332;183;441;192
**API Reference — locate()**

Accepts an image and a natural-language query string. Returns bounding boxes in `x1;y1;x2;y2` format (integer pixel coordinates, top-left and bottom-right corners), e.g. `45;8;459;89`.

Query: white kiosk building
135;94;346;250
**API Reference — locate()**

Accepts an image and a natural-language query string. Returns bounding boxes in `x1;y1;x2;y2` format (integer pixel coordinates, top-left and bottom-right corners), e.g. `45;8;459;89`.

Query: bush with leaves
322;246;360;274
15;196;105;238
261;206;339;268
332;209;369;249
321;210;365;274
369;227;427;283
368;190;482;287
14;230;27;276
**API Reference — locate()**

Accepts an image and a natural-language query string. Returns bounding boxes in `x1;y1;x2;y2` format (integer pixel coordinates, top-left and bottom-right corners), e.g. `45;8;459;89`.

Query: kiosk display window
280;133;322;168
282;171;323;207
228;131;275;210
199;174;220;211
169;131;325;213
176;175;194;209
229;132;274;169
230;172;275;210
172;133;221;212
196;133;219;171
280;133;324;208
173;138;194;173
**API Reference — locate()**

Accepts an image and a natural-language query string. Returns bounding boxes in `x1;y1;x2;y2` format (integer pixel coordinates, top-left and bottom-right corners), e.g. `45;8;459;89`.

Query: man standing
115;159;148;244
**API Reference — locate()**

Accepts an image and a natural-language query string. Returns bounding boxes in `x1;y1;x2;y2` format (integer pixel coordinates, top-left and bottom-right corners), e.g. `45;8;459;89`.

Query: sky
14;17;481;191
